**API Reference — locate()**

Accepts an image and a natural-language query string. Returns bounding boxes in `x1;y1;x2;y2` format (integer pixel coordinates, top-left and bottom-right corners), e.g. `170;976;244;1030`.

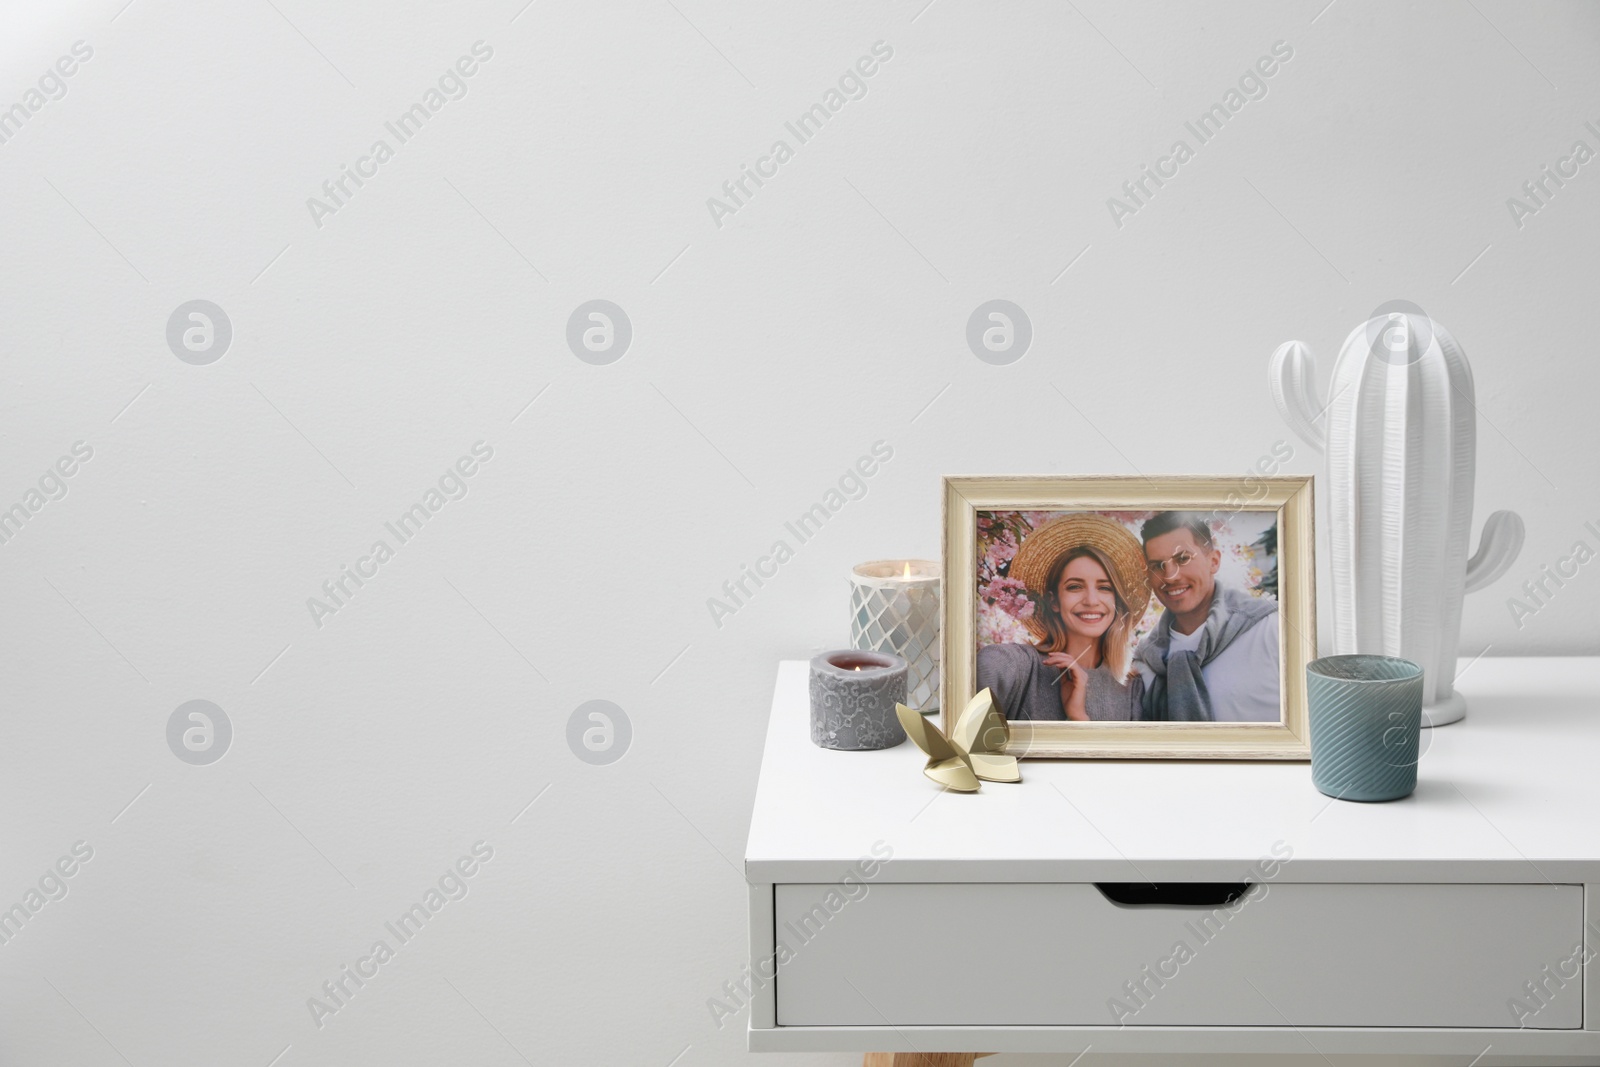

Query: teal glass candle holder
1307;655;1424;802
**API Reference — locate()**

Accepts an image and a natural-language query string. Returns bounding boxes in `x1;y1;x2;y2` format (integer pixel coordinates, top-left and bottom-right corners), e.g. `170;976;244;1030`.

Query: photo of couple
975;509;1282;724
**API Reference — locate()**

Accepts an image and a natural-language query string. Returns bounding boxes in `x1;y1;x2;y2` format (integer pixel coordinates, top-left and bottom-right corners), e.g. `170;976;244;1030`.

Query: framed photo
942;475;1315;759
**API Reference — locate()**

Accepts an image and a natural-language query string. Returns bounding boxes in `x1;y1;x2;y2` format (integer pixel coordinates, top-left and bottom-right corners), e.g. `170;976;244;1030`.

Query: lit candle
809;649;908;750
850;559;940;713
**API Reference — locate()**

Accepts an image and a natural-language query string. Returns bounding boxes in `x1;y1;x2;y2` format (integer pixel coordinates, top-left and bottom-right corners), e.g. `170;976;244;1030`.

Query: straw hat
1008;514;1152;628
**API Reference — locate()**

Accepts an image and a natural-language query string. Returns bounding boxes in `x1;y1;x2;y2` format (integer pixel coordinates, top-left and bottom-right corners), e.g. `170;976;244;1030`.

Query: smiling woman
975;513;1150;722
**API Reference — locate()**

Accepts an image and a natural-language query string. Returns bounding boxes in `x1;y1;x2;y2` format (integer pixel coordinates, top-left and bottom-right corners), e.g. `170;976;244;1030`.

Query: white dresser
745;657;1600;1063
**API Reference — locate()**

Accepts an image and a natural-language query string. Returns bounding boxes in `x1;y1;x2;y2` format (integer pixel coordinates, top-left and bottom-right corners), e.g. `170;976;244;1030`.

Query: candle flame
902;561;911;579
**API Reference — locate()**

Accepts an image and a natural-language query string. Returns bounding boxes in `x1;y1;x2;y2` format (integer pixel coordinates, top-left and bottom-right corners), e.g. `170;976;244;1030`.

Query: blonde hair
1033;545;1134;681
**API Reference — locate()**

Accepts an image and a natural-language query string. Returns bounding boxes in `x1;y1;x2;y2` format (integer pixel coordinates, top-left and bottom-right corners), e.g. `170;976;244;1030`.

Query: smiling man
1132;512;1281;722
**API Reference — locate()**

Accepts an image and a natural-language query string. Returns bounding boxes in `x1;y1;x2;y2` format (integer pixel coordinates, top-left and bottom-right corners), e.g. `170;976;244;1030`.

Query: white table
745;657;1600;1065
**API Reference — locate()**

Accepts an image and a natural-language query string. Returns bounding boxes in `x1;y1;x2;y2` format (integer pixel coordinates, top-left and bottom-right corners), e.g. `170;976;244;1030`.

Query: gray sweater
975;641;1145;722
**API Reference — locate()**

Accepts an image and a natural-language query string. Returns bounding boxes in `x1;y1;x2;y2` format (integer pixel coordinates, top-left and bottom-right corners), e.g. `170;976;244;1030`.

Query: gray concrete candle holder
809;650;908;751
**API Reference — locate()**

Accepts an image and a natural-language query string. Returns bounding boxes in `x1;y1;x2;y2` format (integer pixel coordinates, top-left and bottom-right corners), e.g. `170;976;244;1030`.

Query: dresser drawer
773;882;1584;1028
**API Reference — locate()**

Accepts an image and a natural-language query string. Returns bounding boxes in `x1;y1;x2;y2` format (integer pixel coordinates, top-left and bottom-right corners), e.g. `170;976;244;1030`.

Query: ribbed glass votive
850;560;940;713
1307;655;1424;802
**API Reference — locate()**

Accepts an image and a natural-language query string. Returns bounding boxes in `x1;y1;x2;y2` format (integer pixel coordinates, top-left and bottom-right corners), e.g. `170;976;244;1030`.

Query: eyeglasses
1146;549;1200;577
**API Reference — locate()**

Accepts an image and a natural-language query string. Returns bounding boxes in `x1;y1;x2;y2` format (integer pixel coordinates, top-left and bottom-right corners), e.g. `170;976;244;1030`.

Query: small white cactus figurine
1270;302;1525;726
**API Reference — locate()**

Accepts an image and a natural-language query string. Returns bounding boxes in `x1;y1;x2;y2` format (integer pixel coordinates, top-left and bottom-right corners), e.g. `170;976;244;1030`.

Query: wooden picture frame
942;475;1315;759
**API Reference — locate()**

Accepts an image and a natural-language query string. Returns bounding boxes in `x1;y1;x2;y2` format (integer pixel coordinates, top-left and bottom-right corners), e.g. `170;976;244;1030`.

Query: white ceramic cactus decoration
1270;302;1524;726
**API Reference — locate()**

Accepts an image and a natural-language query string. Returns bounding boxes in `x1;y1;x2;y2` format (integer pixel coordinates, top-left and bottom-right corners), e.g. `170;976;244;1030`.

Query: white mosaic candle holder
850;559;940;713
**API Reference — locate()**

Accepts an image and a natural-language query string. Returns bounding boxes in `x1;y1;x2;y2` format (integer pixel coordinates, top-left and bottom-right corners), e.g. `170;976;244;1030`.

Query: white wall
1;1;1596;1064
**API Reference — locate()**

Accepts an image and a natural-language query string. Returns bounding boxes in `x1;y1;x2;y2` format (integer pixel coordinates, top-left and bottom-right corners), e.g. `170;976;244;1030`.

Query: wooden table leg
862;1054;993;1067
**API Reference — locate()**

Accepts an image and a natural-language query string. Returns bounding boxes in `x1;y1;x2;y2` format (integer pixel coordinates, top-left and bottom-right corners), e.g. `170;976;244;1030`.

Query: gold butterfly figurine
896;688;1021;792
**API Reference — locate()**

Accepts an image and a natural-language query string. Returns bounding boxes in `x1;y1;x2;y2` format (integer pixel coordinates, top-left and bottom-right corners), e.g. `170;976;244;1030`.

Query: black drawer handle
1095;882;1251;907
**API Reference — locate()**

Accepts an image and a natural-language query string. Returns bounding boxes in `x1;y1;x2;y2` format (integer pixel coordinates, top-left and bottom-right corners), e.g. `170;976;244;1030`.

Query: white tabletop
745;657;1600;884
